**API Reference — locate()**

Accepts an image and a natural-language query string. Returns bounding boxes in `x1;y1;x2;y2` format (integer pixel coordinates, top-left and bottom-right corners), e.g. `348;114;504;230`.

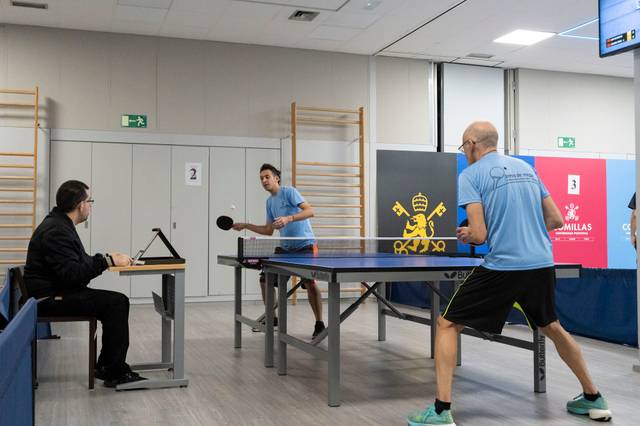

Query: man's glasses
85;198;95;204
458;140;475;153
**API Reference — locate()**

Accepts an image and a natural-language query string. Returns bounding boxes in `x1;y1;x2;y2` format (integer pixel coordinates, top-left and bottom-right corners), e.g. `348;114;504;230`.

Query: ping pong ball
231;204;236;210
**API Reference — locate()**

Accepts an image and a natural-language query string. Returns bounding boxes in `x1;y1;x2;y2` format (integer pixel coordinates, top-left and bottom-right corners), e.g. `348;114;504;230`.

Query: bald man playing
407;122;611;426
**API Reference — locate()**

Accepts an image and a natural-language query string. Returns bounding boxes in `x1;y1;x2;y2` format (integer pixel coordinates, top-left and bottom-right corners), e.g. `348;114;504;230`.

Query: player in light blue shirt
457;143;554;270
407;122;611;426
233;164;325;338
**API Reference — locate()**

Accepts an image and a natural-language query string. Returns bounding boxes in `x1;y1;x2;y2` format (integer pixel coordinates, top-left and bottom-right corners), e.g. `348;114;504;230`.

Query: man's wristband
105;253;115;267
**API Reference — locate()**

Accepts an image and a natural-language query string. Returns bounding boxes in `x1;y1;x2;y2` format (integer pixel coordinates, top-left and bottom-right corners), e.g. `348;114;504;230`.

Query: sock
316;320;325;325
434;399;451;414
583;391;601;401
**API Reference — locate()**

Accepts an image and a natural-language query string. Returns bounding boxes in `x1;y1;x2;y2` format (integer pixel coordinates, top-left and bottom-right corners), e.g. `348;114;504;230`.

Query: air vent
466;53;494;59
11;1;48;9
289;10;319;22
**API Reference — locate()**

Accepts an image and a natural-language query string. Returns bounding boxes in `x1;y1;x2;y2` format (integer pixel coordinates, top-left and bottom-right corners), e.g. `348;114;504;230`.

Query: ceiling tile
170;0;229;13
117;0;171;8
160;24;210;39
322;12;381;29
114;5;168;23
225;1;282;21
308;25;360;41
112;19;163;35
233;0;346;11
164;9;218;28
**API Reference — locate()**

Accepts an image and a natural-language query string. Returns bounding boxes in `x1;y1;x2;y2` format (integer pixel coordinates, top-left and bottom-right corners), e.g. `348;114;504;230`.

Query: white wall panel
442;63;504;152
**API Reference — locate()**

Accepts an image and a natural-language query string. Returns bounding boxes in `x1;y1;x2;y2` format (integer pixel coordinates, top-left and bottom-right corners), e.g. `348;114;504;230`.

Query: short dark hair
260;163;281;183
56;180;89;213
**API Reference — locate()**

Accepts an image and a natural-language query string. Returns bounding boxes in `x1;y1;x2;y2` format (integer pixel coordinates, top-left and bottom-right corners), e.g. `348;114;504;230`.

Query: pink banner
535;157;607;268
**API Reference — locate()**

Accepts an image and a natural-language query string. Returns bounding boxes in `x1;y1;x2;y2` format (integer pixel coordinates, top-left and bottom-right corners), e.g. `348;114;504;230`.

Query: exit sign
121;114;147;128
557;136;575;148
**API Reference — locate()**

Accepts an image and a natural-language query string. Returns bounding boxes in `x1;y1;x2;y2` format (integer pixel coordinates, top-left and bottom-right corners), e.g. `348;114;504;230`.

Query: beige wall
518;69;635;157
0;24;370;140
375;56;430;145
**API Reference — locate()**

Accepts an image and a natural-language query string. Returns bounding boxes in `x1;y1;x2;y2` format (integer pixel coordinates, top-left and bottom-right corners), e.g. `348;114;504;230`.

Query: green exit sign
557;136;575;148
121;114;147;128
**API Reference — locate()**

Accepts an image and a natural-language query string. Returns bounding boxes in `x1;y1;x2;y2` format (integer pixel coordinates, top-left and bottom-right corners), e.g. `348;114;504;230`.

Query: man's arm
456;203;487;245
232;222;274;235
42;228;109;289
631;209;637;248
272;201;314;229
542;196;564;231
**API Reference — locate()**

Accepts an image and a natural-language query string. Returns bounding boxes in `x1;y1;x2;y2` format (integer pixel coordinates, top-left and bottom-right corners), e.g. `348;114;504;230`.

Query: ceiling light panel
493;29;555;45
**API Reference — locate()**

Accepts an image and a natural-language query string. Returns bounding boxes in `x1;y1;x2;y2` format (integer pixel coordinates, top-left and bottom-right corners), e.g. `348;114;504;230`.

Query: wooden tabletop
109;263;186;272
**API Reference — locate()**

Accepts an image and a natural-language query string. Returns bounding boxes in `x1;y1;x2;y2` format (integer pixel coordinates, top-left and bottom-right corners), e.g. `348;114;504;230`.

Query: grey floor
35;300;639;426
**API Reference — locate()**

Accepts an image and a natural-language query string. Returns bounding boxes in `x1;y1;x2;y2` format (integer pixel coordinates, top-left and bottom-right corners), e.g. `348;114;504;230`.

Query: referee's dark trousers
37;287;131;378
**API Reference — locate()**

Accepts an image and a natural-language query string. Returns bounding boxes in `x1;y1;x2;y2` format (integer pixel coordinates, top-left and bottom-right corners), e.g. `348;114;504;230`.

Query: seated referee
24;180;145;387
407;122;611;425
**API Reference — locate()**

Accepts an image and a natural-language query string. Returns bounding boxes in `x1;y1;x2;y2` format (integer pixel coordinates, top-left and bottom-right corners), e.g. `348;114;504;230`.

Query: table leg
454;281;461;367
533;328;546;393
430;281;440;359
161;273;172;364
277;274;288;375
378;282;387;341
172;270;185;381
328;281;341;407
234;266;242;349
265;271;275;368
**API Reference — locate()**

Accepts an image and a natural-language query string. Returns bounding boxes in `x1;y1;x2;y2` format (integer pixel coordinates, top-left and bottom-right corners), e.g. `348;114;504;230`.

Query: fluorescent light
494;29;555;46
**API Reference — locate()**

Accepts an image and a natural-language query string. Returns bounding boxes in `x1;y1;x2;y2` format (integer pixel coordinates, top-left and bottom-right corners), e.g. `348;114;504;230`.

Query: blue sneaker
407;404;456;426
566;394;612;422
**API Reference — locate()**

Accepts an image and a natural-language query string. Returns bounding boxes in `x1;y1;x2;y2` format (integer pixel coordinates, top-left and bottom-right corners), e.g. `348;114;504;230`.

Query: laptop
132;228;186;265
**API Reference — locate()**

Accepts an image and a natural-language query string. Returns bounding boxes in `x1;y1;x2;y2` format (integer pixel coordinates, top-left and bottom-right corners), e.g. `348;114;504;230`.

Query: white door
90;143;132;295
130;144;172;298
244;149;280;295
49;141;92;250
209;147;245;296
171;146;209;297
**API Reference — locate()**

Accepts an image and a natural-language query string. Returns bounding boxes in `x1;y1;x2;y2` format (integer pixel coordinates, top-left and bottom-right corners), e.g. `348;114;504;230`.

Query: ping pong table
218;238;581;407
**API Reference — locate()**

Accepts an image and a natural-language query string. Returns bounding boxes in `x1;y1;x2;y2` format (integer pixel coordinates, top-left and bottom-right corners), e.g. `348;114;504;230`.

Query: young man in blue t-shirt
407;122;611;426
233;164;325;338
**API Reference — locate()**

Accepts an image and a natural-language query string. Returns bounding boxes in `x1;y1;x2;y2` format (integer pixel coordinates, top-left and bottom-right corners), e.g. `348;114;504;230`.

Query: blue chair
0;297;37;426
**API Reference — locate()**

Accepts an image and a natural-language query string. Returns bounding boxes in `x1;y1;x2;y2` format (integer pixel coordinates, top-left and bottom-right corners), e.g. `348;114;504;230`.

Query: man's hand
232;223;246;231
456;226;472;244
111;252;133;266
272;216;292;229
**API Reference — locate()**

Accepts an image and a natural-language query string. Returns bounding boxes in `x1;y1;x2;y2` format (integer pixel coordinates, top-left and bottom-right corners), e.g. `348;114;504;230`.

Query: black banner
376;150;458;254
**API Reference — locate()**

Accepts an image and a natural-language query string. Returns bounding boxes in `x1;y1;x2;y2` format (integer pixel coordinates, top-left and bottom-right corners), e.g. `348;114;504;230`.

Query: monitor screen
599;0;640;57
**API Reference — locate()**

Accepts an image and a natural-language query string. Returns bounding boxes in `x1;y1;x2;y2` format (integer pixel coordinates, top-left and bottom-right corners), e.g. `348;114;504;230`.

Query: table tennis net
237;237;473;260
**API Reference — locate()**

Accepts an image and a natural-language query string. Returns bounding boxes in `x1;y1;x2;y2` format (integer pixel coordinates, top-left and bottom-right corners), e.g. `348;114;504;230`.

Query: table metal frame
110;264;189;390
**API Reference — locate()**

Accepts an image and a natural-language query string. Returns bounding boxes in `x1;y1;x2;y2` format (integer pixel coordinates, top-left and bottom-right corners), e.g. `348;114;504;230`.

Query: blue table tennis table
218;252;581;407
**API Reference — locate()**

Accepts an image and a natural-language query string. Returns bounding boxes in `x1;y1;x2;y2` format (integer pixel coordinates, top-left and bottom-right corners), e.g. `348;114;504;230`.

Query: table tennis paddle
216;215;234;231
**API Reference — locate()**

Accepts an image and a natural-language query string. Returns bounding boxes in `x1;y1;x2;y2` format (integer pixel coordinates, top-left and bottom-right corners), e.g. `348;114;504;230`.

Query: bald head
463;121;498;148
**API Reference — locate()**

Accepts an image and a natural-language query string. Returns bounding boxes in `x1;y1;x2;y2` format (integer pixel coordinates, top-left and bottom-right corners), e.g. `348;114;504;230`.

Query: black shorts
259;245;315;289
442;266;558;334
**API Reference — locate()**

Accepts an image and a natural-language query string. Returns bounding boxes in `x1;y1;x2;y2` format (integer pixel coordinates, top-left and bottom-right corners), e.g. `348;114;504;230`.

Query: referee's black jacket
24;207;109;299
